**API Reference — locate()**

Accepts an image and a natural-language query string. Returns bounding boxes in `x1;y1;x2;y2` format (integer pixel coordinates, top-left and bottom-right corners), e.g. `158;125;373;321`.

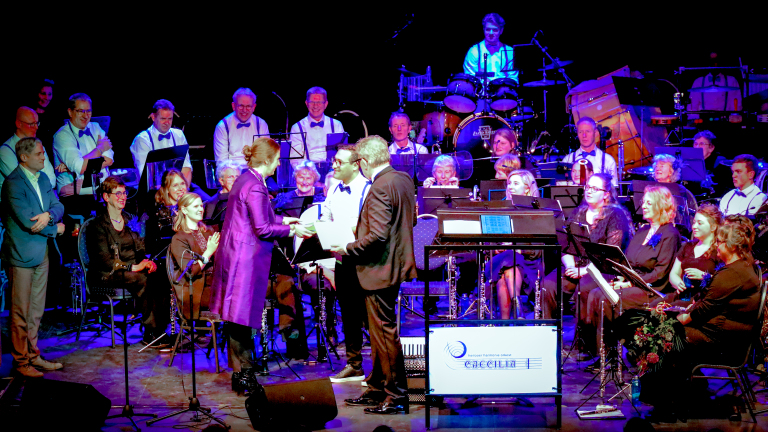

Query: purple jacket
210;169;290;328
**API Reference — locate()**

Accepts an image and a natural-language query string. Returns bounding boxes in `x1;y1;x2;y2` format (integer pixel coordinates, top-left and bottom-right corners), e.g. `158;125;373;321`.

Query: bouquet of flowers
625;303;685;375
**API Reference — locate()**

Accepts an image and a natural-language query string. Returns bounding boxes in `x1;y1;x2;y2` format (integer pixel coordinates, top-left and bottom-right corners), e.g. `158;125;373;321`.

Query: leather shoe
30;357;63;371
364;398;409;415
345;390;383;406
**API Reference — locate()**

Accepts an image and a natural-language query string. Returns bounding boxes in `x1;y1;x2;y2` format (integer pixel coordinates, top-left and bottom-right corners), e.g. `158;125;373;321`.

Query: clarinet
448;256;458;320
478;251;487;319
534;269;542;319
599;299;606;398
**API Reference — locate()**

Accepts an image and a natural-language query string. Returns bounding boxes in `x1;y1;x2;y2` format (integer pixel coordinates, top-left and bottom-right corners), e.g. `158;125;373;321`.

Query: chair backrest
413;214;443;271
78;218;94;280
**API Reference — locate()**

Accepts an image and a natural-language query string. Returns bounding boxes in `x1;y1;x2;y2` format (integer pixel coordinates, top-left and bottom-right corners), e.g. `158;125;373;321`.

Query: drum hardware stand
107;290;157;431
530;32;575;128
255;273;301;379
303;264;340;370
147;252;229;429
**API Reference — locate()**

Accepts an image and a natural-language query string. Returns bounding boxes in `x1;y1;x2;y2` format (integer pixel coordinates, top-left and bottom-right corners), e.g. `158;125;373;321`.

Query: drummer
387;112;428;155
561;117;618;188
463;13;518;83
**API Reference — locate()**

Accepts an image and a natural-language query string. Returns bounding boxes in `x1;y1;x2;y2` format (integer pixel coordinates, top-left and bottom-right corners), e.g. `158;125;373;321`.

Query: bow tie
236;122;250;129
78;128;92;138
338;184;352;194
579;150;596;158
310;121;324;128
395;147;410;154
734;190;747;198
158;132;172;141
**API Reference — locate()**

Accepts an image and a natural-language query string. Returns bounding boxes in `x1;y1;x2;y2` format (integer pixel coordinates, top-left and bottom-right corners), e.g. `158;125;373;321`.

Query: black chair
689;267;767;423
76;218;139;348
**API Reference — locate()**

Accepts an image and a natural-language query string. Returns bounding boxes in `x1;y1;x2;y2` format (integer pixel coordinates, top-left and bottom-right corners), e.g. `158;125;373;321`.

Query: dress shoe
584;359;602;373
364;398;409;415
345;390;384;406
16;364;43;378
30;357;63;371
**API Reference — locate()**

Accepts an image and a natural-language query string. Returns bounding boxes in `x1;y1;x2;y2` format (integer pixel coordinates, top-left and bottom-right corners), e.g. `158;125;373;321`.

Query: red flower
647;352;659;364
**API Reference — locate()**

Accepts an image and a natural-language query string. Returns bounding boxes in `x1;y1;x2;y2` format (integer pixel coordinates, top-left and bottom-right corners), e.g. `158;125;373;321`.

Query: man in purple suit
331;135;417;415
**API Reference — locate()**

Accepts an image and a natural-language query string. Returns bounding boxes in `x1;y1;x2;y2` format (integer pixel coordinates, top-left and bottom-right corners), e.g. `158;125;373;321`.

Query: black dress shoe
364;398;409;415
345;390;384;406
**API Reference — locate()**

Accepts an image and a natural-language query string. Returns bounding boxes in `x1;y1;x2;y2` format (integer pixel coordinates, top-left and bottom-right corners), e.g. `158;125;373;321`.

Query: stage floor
1;298;767;431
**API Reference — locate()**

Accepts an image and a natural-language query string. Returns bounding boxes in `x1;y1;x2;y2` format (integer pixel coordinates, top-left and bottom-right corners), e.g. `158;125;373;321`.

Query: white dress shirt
320;173;372;225
53;120;114;195
388;140;429;155
213;113;270;165
0;134;57;198
687;73;742;113
463;41;519;83
719;183;767;216
289;115;344;168
130;125;193;176
561;147;618;187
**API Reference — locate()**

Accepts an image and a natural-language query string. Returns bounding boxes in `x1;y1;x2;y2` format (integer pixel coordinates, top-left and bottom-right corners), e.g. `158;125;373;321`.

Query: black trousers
337;257;367;368
228;322;255;373
364;284;407;400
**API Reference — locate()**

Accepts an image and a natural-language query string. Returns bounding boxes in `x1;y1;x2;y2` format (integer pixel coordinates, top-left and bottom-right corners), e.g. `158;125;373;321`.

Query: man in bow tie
561;116;618;188
53;93;114;216
387;112;428;155
130;99;193;184
719;154;767;217
320;144;372;383
289;87;344;168
213;88;270;166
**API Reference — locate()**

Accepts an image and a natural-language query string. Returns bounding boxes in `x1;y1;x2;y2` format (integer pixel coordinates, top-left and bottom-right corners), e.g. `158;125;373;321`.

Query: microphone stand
272;91;289;136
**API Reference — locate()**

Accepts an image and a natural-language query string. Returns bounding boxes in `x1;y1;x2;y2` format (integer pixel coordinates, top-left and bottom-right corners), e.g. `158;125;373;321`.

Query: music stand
81;157;105;201
480;179;506;201
630;179;692;224
545;185;583;218
557;221;591;366
653;146;707;182
138;145;188;213
274;195;316;219
293;235;339;369
418;187;470;215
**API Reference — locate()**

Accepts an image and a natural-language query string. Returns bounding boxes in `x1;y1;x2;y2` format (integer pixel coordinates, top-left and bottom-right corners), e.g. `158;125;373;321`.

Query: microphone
186;249;207;262
176;259;195;283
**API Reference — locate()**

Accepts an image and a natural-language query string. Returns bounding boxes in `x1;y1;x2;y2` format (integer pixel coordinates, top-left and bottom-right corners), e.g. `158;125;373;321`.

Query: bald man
1;107;60;199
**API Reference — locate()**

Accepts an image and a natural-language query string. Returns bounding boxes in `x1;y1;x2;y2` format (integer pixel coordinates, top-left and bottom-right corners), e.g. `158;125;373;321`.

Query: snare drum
489;78;519;112
453;113;511;156
444;74;479;113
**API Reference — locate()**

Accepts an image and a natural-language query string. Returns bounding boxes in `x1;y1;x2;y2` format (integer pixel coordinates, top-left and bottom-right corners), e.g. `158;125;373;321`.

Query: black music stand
81;157;105;201
418;187;469;215
274;194;317;219
137;145;188;214
556;222;591;366
545;185;584;218
630;179;692;223
479;179;506;201
293;235;339;369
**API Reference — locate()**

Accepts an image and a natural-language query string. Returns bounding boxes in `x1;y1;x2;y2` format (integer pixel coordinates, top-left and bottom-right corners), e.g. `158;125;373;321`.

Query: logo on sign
445;341;467;359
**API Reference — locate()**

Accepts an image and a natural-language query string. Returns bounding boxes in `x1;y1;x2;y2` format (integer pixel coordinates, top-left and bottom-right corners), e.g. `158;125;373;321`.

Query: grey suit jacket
1;165;64;267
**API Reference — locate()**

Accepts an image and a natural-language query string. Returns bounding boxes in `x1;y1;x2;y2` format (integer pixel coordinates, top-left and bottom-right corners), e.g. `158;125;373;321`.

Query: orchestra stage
1;300;767;432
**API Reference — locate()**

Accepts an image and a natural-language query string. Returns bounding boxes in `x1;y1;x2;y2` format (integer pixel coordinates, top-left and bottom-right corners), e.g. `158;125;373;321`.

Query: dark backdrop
3;7;765;170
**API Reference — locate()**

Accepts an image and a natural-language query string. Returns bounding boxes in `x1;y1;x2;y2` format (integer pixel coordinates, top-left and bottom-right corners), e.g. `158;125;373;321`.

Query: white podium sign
429;326;559;395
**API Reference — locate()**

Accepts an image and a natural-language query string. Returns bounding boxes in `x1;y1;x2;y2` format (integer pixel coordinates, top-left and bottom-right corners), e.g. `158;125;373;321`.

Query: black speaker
21;379;111;431
246;378;337;430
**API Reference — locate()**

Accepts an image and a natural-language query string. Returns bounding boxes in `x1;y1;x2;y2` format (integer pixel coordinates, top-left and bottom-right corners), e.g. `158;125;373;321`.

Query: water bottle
680;274;693;302
459;294;470;316
631;376;641;407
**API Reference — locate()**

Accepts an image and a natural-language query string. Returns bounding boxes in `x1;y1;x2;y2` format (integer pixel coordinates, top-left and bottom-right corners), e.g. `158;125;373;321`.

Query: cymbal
688;85;740;93
538;60;573;71
523;79;566;87
397;67;419;77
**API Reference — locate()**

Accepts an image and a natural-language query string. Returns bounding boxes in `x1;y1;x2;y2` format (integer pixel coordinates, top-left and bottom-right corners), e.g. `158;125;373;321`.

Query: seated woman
635;215;760;421
556;159;593;186
487;169;543;319
145;168;188;258
492;127;519;156
540;173;633;326
170;193;220;323
423;154;460;187
651;153;698;233
494;153;521;180
273;160;325;216
85;176;164;346
204;160;243;227
585;185;682;365
653;203;722;308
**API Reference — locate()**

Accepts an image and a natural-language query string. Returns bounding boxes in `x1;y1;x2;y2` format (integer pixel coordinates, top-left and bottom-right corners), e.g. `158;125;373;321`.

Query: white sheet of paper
443;220;482;234
585;263;620;306
314;221;356;250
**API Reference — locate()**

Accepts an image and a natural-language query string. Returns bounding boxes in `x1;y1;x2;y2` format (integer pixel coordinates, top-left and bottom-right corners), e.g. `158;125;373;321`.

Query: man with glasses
321;145;372;383
52;93;114;216
289;87;344;168
387;112;428;155
1;107;58;200
213;88;270;166
561;117;618;188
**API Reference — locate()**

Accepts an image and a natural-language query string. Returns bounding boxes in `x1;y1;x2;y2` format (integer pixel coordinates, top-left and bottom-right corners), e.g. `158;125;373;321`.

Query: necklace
111;216;124;224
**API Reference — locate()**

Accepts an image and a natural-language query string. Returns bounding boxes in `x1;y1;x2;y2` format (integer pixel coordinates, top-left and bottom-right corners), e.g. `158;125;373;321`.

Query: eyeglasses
307;101;326;106
110;191;128;198
584;186;607;193
74;109;92;115
221;175;238;180
332;158;357;166
236;105;253;110
20;120;40;128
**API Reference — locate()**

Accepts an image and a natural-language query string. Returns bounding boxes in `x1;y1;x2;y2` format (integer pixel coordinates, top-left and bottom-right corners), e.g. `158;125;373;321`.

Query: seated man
289;87;344;168
204;160;243;227
720;154;767;217
52;93;114;217
1;107;57;198
387;112;428;155
561;117;618;188
693;130;730;197
213;88;270;166
423;154;460;187
463;13;517;83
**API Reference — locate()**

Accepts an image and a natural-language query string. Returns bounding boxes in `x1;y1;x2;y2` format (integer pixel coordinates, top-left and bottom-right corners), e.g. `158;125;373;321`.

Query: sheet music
443;220;482;234
607;260;665;298
315;221;356;250
585;263;620;306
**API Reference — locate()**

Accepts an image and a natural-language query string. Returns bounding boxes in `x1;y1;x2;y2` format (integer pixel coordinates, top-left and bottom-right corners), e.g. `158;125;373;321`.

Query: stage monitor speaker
21;378;111;430
246;378;338;430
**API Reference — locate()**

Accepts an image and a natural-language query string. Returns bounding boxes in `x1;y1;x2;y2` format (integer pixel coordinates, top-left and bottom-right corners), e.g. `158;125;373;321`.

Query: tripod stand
106;290;156;431
147;251;228;429
304;264;340;369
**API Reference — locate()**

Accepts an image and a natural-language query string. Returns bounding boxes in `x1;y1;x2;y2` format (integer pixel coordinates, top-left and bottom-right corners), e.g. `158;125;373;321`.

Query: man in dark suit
331;135;417;414
1;137;65;377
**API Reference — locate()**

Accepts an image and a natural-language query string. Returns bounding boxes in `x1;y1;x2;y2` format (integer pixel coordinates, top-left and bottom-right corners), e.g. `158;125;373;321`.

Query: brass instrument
534;269;542;319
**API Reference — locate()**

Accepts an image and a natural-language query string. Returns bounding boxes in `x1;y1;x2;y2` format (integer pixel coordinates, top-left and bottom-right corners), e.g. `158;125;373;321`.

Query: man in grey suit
1;137;65;378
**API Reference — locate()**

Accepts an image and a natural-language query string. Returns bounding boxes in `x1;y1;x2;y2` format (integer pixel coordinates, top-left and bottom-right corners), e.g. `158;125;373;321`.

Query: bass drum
453;113;511;157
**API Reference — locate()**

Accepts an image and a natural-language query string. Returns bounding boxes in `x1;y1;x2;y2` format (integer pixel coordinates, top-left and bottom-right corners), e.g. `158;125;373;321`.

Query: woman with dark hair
86;176;165;345
210;137;312;391
33;79;57;154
